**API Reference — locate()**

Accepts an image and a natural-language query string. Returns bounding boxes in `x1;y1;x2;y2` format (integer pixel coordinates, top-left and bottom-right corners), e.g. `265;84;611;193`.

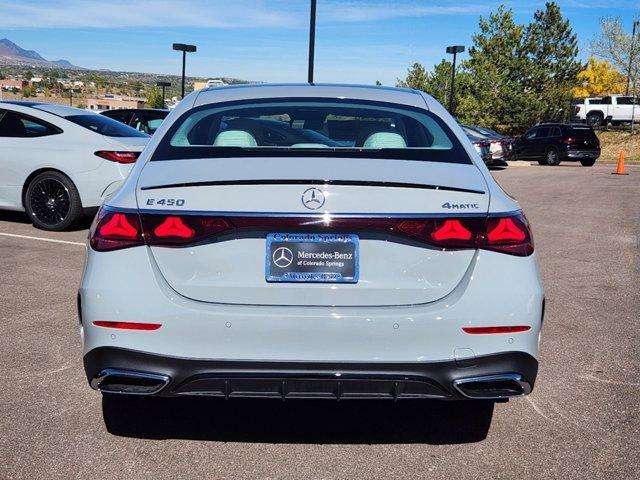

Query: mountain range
0;38;80;69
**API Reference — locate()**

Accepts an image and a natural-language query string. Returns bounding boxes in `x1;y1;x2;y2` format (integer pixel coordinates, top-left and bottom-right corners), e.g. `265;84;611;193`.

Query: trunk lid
136;157;489;306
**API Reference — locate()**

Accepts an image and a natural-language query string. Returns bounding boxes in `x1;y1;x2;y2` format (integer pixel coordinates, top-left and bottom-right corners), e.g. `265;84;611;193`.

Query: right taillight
94;151;140;164
482;213;533;256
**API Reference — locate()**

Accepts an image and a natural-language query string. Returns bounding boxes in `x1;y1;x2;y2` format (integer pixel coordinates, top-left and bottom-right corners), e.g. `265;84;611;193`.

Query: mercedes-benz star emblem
301;187;325;210
272;247;293;268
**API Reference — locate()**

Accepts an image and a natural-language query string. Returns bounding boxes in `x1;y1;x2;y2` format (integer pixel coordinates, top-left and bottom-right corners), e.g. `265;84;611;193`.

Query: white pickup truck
573;95;640;127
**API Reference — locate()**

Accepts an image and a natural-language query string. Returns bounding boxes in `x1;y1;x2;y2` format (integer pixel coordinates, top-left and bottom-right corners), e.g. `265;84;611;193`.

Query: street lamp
445;45;465;116
172;43;197;99
156;81;171;108
308;0;317;84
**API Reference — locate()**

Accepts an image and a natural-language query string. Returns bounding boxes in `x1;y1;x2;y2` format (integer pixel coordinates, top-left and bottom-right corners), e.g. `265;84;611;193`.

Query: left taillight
94;151;140;164
89;209;144;252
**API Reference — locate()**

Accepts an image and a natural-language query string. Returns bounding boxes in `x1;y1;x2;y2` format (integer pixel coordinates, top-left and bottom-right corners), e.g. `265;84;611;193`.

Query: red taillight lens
90;210;144;251
483;213;533;256
561;137;578;145
431;219;473;241
154;216;195;239
94;151;140;164
90;210;533;256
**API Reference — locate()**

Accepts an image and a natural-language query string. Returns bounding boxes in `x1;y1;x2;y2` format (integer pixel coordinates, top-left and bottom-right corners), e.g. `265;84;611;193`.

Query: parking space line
0;232;86;247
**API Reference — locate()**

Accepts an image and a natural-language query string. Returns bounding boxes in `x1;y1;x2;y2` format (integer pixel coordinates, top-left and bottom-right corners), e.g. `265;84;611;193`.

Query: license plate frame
266;233;359;283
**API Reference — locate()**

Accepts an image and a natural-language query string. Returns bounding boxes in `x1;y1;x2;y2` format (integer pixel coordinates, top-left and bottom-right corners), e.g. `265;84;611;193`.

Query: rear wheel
24;171;82;230
544;148;560;166
580;158;596;167
586;112;604;128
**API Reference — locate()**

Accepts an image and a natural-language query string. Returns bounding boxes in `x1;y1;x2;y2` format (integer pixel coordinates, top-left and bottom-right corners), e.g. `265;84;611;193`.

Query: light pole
172;43;197;99
626;20;639;96
445;45;465;116
308;0;317;84
156;81;171;108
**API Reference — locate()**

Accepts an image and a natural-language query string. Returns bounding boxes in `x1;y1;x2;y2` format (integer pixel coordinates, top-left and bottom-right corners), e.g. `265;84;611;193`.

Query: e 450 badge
442;202;479;209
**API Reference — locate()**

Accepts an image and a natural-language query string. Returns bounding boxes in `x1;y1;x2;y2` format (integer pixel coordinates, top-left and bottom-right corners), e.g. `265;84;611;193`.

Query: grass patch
596;131;640;163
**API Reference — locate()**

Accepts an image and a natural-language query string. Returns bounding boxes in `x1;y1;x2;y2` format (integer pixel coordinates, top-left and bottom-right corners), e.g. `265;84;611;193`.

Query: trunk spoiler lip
104;205;519;219
139;179;485;195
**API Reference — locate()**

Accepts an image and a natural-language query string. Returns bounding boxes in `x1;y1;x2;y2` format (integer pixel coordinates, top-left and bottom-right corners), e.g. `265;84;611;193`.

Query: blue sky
0;0;638;84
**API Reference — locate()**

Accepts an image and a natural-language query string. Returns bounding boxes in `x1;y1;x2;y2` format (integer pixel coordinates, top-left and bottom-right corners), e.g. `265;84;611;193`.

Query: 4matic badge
442;202;479;209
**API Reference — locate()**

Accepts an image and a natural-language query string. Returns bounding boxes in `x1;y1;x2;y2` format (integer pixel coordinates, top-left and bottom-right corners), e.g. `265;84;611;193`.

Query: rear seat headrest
363;132;406;149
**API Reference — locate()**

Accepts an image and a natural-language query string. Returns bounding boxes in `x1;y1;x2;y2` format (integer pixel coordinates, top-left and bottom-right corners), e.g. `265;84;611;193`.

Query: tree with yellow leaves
573;57;626;97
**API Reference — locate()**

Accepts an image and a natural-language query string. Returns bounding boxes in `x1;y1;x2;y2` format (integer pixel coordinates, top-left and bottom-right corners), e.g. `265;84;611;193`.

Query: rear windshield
66;114;148;138
152;99;471;164
567;126;597;139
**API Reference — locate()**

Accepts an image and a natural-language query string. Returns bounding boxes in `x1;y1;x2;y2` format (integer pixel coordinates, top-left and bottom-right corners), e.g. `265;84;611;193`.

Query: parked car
100;108;169;135
461;124;513;162
513;123;600;166
573;95;640;127
465;132;493;165
81;84;543;408
0;101;149;230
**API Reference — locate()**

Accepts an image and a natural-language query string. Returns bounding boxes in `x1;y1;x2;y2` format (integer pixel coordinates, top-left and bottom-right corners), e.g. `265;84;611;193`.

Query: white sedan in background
0;101;149;230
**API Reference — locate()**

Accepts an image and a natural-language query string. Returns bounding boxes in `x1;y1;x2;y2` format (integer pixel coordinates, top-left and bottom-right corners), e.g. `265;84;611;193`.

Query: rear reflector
463;326;531;334
92;321;162;330
95;151;140;164
89;209;534;256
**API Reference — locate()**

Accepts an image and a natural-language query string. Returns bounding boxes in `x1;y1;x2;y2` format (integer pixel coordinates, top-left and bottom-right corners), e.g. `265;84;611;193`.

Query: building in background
86;96;146;111
193;79;228;90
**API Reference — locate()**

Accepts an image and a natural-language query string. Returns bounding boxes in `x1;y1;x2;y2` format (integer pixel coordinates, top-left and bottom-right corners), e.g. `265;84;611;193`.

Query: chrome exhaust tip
453;373;531;399
90;368;170;395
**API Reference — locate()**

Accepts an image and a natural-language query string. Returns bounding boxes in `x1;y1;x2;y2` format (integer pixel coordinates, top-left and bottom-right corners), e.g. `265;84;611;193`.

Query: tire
586;112;604;128
544;148;560;166
580;158;596;167
24;171;82;231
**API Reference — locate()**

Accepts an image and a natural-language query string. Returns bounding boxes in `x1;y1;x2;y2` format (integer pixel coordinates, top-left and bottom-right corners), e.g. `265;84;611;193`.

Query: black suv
100;108;168;135
513;123;600;166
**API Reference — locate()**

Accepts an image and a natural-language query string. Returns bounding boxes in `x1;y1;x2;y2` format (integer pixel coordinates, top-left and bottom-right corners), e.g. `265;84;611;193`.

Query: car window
102;110;131;123
0;110;61;138
65;114;148;137
524;129;538;140
550;127;561;137
154;99;471;164
536;127;551;138
601;97;612;105
132;114;165;134
615;97;639;105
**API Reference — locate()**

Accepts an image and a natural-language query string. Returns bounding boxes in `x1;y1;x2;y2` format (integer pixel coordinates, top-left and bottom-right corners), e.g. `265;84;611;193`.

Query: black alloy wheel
25;171;82;230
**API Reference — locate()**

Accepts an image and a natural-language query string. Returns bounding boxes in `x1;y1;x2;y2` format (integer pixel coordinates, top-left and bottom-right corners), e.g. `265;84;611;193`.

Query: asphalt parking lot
1;163;638;480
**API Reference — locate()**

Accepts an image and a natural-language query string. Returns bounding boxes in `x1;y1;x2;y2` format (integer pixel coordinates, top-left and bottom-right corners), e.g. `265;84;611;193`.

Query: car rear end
79;86;543;401
559;124;600;162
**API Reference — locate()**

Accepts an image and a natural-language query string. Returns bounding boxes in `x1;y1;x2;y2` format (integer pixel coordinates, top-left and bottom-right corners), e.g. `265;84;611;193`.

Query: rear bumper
565;150;600;160
84;347;538;400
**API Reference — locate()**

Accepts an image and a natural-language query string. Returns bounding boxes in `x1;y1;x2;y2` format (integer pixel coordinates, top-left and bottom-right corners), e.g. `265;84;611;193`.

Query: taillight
561;137;578;145
94;151;140;164
483;213;533;256
90;210;534;256
89;209;144;251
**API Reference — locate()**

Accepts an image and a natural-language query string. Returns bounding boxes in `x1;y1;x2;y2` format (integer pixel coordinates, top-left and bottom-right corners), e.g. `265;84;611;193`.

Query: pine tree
524;2;582;122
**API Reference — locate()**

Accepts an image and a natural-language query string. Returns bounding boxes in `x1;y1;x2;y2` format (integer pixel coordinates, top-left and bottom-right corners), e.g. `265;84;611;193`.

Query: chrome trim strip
90;368;170;395
103;205;522;220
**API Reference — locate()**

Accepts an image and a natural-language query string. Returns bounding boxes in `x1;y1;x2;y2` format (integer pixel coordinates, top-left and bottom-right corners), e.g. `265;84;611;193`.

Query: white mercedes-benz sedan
0;101;149;230
80;84;544;403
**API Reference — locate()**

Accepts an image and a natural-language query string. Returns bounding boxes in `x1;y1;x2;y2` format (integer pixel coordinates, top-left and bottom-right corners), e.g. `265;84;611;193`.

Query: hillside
0;38;79;69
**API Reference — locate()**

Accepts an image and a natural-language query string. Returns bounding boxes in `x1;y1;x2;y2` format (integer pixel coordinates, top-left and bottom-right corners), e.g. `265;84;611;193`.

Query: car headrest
214;130;258;147
363;132;406;149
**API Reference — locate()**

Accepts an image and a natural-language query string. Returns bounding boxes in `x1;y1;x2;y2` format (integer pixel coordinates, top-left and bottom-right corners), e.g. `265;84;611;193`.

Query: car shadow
102;395;495;444
0;209;95;231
